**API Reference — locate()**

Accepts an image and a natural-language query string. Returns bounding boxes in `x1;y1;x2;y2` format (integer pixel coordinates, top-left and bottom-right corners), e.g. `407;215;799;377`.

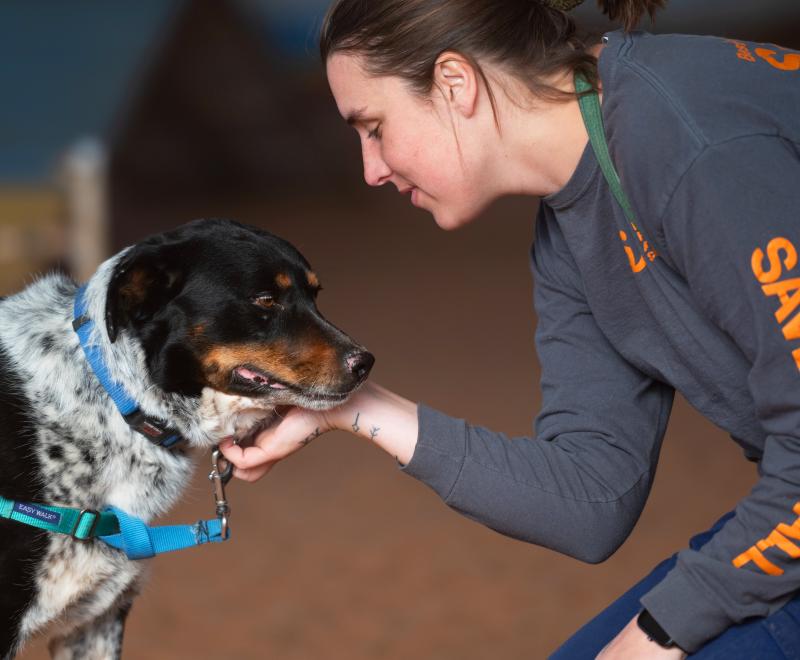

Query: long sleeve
402;208;674;563
640;135;800;651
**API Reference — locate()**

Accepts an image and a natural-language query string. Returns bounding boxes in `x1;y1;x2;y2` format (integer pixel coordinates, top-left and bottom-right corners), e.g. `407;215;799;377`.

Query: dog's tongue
236;367;287;389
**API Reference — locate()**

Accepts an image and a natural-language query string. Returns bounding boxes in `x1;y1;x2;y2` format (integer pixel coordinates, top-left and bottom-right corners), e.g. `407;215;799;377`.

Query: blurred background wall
5;1;799;658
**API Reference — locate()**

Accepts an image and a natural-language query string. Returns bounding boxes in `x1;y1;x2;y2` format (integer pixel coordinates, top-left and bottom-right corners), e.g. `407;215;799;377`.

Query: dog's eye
253;294;275;309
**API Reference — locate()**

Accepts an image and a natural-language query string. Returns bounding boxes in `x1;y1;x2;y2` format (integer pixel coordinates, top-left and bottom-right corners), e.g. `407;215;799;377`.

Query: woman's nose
362;141;391;187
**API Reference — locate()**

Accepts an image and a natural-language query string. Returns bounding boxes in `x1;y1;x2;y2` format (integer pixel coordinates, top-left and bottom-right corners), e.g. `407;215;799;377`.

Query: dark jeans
550;512;800;659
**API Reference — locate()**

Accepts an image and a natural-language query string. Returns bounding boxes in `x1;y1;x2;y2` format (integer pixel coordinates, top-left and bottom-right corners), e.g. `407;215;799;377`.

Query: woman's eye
367;125;381;140
253;295;275;309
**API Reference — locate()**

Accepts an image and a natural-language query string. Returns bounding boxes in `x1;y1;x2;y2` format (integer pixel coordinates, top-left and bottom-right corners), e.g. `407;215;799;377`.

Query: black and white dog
0;219;373;659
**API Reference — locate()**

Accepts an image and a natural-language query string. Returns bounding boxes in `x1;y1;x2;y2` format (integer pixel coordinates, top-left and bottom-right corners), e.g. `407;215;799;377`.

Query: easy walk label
13;502;61;525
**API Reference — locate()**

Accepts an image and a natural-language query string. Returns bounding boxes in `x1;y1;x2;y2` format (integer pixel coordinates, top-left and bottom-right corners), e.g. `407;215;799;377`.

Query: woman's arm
330;382;419;464
218;381;418;481
221;206;674;566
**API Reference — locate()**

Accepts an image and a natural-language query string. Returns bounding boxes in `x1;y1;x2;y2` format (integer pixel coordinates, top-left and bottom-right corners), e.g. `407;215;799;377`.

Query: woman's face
326;53;494;230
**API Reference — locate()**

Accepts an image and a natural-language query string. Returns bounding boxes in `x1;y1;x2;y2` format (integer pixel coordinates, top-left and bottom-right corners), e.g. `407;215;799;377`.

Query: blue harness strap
0;496;229;559
99;506;229;559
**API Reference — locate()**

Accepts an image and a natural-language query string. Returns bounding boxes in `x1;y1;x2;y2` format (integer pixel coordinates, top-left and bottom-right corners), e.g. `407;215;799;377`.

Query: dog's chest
19;535;142;640
20;407;195;639
22;401;195;639
0;285;197;638
2;291;196;518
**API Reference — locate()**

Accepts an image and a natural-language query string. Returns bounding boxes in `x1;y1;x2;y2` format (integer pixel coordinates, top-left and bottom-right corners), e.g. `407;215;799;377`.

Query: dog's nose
345;350;375;382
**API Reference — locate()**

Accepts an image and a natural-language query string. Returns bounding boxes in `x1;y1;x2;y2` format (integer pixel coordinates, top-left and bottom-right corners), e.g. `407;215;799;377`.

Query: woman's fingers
219;438;273;469
217;407;329;480
233;462;274;482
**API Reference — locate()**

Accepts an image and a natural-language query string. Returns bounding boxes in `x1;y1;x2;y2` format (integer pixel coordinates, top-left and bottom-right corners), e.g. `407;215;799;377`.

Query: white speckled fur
0;251;276;658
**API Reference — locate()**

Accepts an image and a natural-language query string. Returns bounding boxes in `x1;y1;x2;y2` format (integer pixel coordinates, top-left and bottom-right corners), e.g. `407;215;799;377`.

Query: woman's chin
431;204;484;231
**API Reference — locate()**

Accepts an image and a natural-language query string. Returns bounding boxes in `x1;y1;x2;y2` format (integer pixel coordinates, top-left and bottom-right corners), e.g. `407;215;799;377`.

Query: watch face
637;609;675;648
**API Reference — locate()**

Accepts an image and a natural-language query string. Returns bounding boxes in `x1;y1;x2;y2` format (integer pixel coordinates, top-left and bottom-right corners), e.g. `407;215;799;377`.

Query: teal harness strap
575;72;641;233
0;495;118;539
0;496;229;558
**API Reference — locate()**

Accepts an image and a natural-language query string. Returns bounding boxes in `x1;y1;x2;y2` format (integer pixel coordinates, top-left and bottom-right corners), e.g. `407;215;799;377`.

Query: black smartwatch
636;608;678;649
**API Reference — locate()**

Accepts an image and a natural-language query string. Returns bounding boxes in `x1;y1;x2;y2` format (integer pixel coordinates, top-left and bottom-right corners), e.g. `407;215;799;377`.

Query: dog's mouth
231;365;351;406
233;365;289;391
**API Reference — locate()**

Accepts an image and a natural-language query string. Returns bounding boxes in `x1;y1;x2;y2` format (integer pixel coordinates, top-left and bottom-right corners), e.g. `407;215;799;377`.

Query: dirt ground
19;193;757;659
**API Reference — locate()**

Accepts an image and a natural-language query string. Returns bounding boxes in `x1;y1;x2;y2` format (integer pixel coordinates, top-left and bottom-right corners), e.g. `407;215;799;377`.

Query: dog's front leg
47;592;135;660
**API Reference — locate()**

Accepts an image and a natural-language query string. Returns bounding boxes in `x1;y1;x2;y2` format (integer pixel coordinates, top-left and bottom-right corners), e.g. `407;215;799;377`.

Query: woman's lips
398;185;422;208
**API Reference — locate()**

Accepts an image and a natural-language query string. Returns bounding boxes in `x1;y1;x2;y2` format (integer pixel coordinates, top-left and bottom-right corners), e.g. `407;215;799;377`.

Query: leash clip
209;446;233;539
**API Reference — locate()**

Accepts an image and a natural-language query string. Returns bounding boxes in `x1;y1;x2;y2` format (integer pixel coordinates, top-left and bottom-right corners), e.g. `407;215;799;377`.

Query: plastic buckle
123;409;185;448
71;315;90;332
70;508;100;540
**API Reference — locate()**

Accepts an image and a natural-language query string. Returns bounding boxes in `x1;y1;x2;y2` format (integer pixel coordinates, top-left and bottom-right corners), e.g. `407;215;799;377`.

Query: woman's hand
219;381;419;482
596;615;686;660
218;406;334;481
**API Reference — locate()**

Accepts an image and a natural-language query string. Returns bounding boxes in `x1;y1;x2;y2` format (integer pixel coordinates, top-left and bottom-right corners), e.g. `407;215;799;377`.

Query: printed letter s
751;237;798;284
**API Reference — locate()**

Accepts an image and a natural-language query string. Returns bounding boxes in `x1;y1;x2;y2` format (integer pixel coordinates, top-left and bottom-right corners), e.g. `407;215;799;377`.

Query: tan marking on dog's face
276;273;291;288
306;271;319;288
202;341;341;391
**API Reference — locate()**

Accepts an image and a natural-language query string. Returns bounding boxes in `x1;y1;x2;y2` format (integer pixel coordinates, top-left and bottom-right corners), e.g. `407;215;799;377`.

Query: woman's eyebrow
346;107;371;126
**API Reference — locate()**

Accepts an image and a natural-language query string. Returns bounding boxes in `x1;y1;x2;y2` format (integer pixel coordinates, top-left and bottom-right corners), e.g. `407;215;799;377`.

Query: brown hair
320;0;666;105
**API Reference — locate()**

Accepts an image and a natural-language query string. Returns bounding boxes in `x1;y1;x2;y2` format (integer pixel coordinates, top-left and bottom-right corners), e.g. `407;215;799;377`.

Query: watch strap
637;608;677;649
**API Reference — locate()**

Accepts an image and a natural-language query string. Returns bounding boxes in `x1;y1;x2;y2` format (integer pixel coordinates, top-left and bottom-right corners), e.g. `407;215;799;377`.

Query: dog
0;218;374;659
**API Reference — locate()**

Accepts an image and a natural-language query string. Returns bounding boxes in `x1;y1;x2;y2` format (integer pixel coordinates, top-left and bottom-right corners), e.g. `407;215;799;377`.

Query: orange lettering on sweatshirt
727;39;800;72
734;502;800;576
751;237;800;372
755;48;800;72
618;230;656;274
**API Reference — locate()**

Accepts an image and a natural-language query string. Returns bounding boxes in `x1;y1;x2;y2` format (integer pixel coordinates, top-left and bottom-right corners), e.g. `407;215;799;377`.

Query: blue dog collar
73;284;185;450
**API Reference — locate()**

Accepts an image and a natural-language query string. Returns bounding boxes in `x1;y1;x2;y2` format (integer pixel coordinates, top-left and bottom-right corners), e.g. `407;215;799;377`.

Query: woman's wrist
329;381;419;465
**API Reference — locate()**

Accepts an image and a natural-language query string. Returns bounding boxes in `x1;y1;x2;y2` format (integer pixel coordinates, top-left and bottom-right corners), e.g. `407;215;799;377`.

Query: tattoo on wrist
300;427;322;446
352;412;360;433
369;425;380;440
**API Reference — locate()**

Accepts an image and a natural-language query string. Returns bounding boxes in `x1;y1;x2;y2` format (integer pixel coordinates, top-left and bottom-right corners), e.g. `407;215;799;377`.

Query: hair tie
543;0;586;10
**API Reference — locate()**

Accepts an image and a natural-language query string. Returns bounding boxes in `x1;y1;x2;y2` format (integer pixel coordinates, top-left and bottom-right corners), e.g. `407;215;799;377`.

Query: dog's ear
105;245;185;343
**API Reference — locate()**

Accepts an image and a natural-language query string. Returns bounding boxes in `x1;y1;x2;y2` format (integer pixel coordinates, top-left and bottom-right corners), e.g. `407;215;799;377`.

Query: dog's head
104;219;373;420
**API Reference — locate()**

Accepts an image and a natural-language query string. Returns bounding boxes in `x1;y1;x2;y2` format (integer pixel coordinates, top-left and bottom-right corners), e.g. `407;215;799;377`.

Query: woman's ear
432;51;479;118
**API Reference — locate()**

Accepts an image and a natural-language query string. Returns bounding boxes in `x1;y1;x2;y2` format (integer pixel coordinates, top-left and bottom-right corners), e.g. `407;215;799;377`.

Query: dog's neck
0;256;275;520
80;252;277;448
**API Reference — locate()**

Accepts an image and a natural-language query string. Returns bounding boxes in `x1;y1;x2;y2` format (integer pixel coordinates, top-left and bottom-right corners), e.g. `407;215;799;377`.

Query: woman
221;0;800;656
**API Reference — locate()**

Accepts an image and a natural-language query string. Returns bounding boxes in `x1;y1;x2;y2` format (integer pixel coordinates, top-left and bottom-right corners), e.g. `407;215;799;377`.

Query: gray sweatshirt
401;30;800;652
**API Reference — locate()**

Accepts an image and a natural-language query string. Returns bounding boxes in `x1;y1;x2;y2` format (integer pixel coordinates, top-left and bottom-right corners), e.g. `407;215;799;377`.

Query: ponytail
596;0;667;31
542;0;666;30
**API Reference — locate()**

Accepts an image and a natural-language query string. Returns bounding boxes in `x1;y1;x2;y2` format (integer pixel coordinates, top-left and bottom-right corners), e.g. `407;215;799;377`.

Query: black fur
0;345;49;657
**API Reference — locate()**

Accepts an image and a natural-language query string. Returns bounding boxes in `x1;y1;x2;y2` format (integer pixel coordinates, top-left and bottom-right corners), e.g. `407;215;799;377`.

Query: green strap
574;72;641;233
0;495;119;540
